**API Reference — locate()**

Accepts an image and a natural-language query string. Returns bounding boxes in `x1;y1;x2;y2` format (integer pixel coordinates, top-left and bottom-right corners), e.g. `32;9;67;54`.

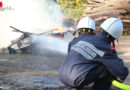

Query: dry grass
8;70;58;77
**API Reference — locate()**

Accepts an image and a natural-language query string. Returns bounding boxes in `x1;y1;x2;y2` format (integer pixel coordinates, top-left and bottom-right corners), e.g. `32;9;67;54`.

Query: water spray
30;35;68;54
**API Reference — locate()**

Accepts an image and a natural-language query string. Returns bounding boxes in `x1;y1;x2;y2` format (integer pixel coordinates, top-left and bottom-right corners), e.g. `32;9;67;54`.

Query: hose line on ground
112;80;130;90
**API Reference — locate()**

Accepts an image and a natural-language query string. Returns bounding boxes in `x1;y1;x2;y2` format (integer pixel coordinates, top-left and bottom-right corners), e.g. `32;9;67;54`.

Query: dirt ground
0;53;66;90
0;38;130;90
115;38;130;89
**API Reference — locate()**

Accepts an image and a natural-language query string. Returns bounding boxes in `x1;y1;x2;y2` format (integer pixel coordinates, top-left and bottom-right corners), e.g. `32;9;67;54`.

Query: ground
0;38;130;90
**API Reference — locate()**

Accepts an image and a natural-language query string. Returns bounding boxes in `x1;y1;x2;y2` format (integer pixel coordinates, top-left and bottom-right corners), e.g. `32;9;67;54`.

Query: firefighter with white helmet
59;17;128;90
100;18;123;47
77;16;96;30
100;18;123;38
68;16;96;52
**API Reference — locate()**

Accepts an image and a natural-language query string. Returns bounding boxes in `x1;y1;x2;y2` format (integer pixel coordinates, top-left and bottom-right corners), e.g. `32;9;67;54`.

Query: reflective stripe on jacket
59;32;128;87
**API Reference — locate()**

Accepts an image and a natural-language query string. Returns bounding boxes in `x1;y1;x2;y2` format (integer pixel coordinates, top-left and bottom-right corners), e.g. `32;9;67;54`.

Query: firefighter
58;17;128;90
68;16;96;52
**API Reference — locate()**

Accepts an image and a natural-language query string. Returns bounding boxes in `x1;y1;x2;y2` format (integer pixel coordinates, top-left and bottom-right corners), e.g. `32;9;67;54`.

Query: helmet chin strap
117;38;119;43
112;40;115;47
101;29;116;47
112;38;119;48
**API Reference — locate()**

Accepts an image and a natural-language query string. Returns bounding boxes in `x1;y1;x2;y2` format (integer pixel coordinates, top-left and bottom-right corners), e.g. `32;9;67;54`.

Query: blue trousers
76;65;112;90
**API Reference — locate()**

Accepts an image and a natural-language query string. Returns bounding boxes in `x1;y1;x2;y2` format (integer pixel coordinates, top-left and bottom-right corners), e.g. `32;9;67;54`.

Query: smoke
30;35;68;54
0;0;64;48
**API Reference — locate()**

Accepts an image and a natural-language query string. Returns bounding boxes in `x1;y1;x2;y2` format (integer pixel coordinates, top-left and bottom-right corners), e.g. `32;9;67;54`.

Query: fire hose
112;80;130;90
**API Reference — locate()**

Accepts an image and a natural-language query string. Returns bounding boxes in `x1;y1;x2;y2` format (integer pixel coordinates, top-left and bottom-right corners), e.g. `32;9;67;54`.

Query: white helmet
100;18;123;38
77;17;96;31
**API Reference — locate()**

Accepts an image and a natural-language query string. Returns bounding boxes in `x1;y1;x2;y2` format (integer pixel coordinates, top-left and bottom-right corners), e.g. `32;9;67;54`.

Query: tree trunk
81;0;130;35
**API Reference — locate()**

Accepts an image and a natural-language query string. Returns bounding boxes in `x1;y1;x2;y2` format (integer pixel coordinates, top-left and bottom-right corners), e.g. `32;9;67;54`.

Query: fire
50;24;65;33
56;25;65;33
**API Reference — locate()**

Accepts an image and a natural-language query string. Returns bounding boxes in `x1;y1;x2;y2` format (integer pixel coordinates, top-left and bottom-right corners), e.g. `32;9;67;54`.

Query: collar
96;32;111;43
78;33;94;38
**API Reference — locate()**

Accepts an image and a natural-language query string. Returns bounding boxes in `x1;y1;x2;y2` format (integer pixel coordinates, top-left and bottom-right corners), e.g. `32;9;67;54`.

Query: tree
56;0;86;19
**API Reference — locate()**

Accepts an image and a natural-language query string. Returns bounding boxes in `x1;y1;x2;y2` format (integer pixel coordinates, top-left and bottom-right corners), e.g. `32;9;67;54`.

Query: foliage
61;5;85;18
56;0;87;5
58;1;86;19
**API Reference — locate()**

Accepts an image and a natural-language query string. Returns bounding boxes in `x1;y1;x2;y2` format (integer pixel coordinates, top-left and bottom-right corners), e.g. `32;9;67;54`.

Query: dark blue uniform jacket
68;34;90;52
59;32;128;87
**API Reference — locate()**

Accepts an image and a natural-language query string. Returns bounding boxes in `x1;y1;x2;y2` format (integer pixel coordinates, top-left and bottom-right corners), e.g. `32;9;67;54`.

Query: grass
120;36;130;38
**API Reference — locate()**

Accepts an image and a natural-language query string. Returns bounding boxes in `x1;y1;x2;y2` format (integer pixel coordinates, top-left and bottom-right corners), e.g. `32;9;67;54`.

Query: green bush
60;4;86;19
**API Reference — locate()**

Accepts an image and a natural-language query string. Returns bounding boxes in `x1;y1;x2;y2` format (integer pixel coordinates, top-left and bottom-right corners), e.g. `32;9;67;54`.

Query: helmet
100;18;123;38
77;17;96;31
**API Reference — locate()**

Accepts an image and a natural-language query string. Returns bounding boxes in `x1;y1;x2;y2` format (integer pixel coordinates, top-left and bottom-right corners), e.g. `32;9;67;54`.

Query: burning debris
8;26;33;54
7;26;69;54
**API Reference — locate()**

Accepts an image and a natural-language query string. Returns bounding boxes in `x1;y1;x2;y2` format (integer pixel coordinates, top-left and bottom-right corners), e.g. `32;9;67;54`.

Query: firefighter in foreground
68;16;96;52
58;17;128;90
